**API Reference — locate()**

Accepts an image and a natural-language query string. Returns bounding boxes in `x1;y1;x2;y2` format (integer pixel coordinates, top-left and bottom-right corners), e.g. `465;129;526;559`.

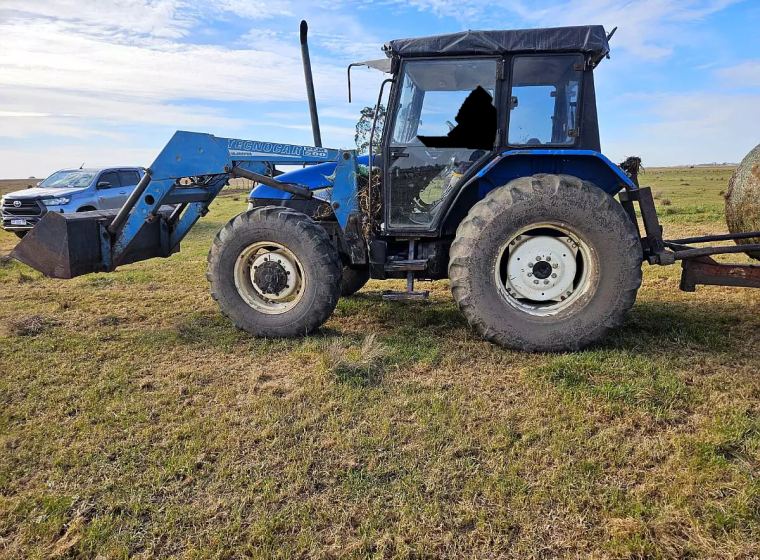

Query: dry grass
4;315;51;337
0;167;758;558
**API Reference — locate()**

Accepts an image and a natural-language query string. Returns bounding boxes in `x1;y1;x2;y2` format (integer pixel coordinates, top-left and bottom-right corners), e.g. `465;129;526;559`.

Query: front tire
341;266;370;296
207;207;342;337
449;174;642;352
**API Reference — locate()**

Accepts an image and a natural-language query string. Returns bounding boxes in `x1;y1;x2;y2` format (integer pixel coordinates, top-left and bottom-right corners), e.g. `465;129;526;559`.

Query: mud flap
11;208;178;279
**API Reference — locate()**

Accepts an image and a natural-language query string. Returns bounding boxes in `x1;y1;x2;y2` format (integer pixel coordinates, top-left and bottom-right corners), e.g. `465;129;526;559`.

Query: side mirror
97;181;111;189
36;182;42;187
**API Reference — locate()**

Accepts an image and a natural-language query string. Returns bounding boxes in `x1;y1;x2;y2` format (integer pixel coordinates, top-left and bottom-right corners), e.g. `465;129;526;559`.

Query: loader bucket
11;209;177;279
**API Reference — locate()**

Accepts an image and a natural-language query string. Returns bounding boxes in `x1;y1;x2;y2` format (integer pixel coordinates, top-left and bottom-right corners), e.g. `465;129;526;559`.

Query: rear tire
341;266;370;296
449;174;642;352
207;206;342;337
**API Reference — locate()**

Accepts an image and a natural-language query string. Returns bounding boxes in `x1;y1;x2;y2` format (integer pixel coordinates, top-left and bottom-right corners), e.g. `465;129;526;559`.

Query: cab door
385;58;499;232
116;170;141;207
96;171;130;209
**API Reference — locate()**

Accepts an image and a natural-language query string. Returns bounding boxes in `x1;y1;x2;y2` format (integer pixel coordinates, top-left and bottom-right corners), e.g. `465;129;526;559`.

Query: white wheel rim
495;223;596;317
233;242;305;315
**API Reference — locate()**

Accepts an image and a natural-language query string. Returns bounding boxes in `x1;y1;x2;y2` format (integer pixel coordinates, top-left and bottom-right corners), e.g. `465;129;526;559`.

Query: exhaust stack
299;20;322;147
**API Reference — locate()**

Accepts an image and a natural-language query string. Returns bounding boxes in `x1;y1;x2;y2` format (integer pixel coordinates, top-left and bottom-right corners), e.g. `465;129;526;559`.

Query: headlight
44;197;70;206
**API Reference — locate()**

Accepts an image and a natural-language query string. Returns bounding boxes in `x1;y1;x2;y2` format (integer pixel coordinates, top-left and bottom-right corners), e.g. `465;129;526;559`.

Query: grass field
0;167;758;558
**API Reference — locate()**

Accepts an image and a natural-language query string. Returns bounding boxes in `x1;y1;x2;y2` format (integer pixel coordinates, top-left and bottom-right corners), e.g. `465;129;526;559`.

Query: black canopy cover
384;25;609;60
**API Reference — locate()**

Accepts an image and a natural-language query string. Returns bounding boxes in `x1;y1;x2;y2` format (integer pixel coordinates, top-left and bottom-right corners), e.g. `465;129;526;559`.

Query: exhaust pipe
300;20;322;147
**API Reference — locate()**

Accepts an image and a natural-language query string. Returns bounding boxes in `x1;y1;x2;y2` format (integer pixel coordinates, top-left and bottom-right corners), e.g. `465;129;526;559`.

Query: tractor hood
3;186;87;201
249;154;375;200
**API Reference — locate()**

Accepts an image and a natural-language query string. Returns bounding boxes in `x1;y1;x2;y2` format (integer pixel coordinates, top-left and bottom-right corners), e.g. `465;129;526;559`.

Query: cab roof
384;25;609;61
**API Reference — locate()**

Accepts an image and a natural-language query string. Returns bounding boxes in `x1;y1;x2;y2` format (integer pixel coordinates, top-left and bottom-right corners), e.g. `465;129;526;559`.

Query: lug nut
544;280;549;285
551;273;557;278
553;263;558;269
533;280;539;285
536;256;542;261
546;256;551;262
527;273;533;277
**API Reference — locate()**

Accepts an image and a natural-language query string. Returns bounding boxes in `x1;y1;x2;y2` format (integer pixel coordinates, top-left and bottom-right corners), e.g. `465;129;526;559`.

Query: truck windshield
39;171;97;188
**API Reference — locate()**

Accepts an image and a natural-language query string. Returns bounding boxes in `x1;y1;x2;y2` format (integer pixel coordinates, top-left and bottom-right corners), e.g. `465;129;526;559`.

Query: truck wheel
207;206;342;337
449;174;642;352
14;231;27;239
341;266;370;296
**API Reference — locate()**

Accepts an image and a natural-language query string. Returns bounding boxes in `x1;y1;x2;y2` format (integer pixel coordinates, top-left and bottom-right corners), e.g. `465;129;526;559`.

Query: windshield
39;170;97;188
391;58;497;147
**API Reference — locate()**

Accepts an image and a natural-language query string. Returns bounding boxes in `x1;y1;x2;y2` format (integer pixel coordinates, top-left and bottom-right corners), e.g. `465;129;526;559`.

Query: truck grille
1;198;46;230
2;198;43;216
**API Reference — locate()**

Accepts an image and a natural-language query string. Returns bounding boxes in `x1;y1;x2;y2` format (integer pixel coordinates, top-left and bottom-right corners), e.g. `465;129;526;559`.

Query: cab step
383;259;427;272
382;290;429;301
381;241;429;301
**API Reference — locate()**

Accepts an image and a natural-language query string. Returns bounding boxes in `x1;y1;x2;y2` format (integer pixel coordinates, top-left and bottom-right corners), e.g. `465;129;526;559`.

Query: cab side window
98;172;121;189
508;55;582;146
118;171;140;187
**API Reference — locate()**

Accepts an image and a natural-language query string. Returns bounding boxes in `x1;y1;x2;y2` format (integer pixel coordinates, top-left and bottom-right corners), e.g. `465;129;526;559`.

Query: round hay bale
725;143;760;260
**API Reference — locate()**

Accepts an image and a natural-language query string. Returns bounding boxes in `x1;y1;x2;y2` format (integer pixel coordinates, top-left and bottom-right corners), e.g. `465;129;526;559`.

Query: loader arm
12;131;359;279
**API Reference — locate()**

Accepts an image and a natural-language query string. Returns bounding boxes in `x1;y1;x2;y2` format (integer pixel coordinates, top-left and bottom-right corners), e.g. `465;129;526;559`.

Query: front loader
13;22;760;352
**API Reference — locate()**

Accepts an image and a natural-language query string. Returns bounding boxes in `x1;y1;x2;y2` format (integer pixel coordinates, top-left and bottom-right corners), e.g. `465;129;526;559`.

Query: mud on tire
207;206;342;337
449;174;643;352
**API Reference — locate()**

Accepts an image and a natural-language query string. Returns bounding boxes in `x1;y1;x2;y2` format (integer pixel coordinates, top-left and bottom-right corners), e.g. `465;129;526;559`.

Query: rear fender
441;150;635;235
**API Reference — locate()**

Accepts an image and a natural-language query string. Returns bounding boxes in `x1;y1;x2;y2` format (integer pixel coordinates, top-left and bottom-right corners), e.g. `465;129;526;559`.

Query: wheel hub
250;252;297;300
505;235;578;302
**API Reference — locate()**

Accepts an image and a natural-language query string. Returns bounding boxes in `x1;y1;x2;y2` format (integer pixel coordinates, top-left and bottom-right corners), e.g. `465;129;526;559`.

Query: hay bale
725;144;760;260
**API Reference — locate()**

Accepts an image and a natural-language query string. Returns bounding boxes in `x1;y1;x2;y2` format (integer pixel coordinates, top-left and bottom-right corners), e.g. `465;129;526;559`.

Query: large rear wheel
449;174;642;352
207;207;342;337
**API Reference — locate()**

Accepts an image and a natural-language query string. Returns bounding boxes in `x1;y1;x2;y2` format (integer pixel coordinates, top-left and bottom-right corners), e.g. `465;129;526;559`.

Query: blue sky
0;0;759;178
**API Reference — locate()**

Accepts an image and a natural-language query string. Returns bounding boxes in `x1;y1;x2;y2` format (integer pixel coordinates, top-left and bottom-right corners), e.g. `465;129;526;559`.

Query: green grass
0;168;758;558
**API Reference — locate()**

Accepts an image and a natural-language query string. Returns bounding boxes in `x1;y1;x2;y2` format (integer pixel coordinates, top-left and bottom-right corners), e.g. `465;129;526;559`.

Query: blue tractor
13;23;760;351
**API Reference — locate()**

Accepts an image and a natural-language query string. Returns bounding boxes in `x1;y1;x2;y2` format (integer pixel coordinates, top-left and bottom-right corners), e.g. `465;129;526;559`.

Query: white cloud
0;19;348;104
0;88;246;138
601;92;760;165
1;0;198;39
216;0;292;20
716;60;760;89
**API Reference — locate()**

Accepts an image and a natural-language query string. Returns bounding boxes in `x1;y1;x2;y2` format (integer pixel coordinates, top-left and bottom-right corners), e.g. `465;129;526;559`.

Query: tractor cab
377;26;608;234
